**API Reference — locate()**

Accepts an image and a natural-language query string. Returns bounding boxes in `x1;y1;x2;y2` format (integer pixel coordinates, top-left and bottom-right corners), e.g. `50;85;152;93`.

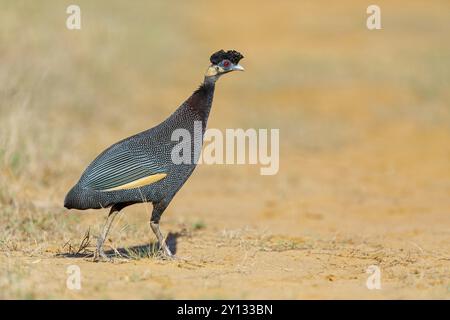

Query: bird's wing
80;146;166;192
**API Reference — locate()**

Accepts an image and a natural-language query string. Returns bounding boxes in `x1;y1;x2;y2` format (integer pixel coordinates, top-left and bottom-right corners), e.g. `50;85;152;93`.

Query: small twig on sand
76;228;91;255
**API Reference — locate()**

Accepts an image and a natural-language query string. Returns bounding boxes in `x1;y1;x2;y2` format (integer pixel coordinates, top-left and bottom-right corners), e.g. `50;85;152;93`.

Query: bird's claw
93;249;112;262
159;245;176;260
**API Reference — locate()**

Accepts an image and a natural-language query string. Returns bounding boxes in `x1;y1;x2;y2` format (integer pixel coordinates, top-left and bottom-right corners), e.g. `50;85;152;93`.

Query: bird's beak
232;64;245;72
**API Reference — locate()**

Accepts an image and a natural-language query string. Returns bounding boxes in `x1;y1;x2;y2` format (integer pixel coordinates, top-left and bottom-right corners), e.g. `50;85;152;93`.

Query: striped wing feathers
81;148;166;192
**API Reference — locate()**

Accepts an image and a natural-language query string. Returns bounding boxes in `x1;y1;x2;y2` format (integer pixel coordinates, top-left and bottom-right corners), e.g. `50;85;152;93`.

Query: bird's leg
150;220;173;258
150;202;173;258
94;208;118;262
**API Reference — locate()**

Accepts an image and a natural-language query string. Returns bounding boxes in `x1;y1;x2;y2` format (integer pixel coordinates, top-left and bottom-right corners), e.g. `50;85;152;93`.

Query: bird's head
205;49;244;80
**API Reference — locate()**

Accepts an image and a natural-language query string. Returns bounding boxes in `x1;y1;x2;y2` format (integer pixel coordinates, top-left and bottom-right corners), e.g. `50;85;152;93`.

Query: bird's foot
162;250;175;260
93;248;112;262
159;243;176;260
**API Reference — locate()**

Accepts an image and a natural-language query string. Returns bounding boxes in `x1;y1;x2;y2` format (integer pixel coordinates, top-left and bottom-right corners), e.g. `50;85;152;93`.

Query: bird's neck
185;77;216;123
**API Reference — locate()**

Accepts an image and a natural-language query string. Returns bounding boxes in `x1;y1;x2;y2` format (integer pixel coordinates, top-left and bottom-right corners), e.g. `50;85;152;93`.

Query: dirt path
2;130;449;299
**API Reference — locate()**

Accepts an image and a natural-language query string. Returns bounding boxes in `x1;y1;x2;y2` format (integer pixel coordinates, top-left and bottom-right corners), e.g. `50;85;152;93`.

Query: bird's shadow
57;232;181;260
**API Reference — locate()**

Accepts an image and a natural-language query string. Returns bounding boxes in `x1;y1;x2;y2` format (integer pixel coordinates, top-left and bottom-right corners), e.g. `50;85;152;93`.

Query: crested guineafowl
64;50;244;261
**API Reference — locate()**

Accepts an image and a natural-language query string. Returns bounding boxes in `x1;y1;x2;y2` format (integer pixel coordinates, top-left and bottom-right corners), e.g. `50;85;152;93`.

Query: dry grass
0;0;449;299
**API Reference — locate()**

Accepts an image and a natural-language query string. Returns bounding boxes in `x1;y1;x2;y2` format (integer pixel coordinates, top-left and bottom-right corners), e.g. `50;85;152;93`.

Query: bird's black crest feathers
210;50;244;65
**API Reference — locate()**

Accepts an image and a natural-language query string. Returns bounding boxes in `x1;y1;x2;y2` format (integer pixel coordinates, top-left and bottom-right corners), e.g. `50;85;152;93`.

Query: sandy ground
2;125;449;299
0;1;449;299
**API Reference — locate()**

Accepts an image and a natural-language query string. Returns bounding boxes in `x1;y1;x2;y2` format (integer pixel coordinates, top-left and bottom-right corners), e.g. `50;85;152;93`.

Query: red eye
223;60;231;68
